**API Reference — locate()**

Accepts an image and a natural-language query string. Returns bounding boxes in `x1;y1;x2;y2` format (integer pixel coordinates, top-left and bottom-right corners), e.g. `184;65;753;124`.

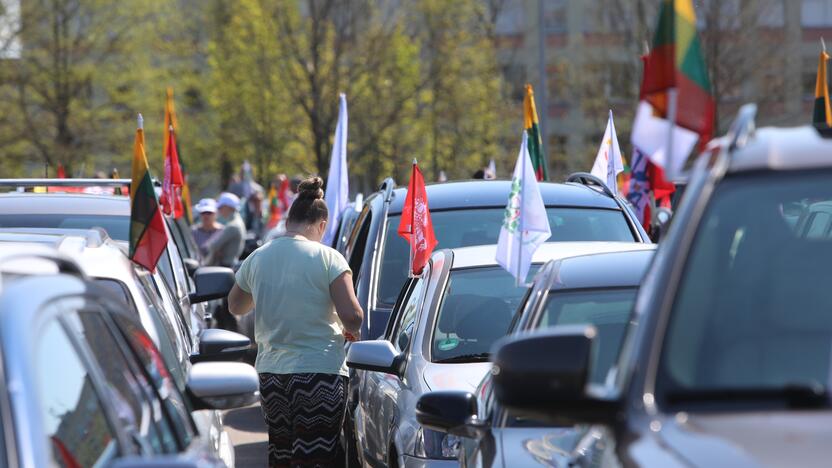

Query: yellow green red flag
130;115;169;272
814;49;832;128
523;84;547;181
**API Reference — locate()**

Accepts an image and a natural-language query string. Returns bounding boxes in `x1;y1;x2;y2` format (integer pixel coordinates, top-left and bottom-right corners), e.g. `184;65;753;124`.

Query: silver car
0;229;249;466
346;242;655;467
0;244;258;467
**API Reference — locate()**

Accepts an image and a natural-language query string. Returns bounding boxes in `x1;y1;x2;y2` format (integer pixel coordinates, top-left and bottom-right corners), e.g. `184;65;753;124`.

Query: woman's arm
228;283;254;316
330;272;364;335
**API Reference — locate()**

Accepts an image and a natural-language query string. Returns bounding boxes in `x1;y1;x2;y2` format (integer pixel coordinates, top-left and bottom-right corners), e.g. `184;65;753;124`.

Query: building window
544;0;568;34
802;0;832;27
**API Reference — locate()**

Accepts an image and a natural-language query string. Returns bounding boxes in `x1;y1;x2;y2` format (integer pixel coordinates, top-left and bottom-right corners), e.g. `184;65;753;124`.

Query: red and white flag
161;126;184;218
398;161;437;276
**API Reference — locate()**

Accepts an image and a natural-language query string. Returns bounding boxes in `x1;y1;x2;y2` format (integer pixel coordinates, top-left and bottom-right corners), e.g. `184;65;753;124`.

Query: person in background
206;192;247;267
242;189;265;238
227;176;363;467
192;198;223;256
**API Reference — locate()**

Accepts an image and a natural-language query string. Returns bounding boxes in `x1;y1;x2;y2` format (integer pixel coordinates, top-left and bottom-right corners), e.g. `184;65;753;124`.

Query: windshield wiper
434;352;491;364
665;383;829;409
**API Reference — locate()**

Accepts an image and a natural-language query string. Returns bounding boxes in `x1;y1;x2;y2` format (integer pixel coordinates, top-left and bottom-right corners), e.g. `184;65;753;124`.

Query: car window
110;313;195;449
346;207;372;286
150;272;194;351
65;310;177;454
165;238;191;297
431;266;538;363
658;172;832;407
378;208;633;305
391;277;426;352
538;288;637;385
135;272;189;390
0;213;129;240
36;318;119;467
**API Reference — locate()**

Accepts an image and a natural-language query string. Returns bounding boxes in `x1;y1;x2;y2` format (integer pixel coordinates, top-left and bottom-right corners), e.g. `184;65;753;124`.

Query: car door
373;272;429;464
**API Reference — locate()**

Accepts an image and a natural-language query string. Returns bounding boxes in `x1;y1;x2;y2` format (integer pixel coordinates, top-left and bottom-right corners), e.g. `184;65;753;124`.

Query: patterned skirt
259;373;348;468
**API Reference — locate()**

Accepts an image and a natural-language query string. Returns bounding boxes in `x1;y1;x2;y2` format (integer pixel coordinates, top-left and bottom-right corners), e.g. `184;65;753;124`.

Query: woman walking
228;176;363;467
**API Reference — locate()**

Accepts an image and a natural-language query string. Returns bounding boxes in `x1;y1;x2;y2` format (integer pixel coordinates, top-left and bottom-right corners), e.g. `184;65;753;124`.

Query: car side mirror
416;391;485;438
189;266;235;303
346;340;403;376
190;328;251;363
491;325;619;425
187;361;258;411
183;258;199;277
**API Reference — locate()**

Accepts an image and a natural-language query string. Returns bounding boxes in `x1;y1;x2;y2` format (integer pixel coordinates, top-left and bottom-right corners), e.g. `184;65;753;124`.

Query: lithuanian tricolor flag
164;87;194;223
642;0;714;146
130;115;169;272
814;49;832;128
523;84;547;181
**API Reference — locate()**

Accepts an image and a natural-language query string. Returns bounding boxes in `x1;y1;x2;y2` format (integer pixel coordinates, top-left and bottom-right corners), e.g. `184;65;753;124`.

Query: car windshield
539;288;637;385
378;207;634;305
657;172;832;407
431;266;537;363
0;214;129;241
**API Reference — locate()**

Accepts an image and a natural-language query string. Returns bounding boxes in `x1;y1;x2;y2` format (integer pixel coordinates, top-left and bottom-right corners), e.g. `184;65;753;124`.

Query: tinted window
0;214;128;240
150;273;193;351
391;278;426;352
538;288;636;385
378;208;633;304
658;172;832;406
136;272;189;390
67;311;176;453
36;319;118;466
111;313;195;448
431;266;537;362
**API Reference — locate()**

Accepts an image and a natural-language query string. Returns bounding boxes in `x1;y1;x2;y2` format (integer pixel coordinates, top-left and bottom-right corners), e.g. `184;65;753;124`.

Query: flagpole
517;136;526;287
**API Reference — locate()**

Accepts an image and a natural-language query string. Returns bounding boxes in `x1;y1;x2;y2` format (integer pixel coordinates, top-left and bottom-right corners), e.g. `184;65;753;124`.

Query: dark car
343;175;650;341
459;107;832;467
415;248;655;467
0;245;258;467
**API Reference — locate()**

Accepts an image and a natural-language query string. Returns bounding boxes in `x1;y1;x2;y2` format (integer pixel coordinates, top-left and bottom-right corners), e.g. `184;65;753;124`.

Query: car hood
655;411;832;467
423;362;492;393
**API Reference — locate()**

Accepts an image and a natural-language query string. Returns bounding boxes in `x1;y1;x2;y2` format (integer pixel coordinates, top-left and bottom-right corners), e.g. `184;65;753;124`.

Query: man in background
206;192;247;267
192;198;223;256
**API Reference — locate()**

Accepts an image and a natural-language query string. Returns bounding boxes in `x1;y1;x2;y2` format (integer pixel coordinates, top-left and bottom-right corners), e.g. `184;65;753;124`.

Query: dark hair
287;176;328;225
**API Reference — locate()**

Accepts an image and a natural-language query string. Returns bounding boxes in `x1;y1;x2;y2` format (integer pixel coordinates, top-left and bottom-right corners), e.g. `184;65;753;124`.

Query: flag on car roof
398;160;437;276
164;88;193;224
130;114;168;273
161;126;185;218
523;84;547;181
591;110;625;196
56;163;66;179
814;46;832;128
266;183;281;229
323;93;349;246
496;132;551;286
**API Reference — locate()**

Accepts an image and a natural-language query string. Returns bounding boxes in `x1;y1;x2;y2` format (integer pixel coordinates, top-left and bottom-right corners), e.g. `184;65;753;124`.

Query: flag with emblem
398;160;437;276
164;88;193;223
496;132;551;286
591;110;625;195
814;44;832;128
130;114;168;272
161;126;185;218
524;84;548;181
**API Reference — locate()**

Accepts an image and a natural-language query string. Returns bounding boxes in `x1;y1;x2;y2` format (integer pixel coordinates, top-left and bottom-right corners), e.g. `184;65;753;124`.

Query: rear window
377;207;633;305
0;214;129;241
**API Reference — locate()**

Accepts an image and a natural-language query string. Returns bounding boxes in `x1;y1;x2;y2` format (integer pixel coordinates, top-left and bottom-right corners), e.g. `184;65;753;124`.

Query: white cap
195;198;217;214
217;192;241;211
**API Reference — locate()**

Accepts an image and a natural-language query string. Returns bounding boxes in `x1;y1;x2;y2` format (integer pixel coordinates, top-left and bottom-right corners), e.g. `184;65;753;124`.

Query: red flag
161;127;184;218
397;162;437;276
56;163;66;179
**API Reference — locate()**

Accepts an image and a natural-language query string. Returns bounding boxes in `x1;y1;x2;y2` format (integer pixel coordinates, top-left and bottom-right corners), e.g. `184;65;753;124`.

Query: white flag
486;159;497;179
591;110;625;195
323;93;349;245
496;132;551;285
631;101;699;180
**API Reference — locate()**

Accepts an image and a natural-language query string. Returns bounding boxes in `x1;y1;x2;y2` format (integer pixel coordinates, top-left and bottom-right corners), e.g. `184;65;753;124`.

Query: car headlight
414;427;460;459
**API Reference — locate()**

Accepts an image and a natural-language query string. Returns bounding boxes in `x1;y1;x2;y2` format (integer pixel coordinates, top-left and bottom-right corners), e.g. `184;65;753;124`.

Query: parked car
343;176;649;342
0;228;250;466
0;179;211;329
346;242;654;467
415;248;655;467
0;245;258;467
464;107;832;467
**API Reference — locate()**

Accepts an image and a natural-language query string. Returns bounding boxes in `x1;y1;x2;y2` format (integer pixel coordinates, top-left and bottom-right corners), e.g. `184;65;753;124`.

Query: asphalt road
225;404;268;468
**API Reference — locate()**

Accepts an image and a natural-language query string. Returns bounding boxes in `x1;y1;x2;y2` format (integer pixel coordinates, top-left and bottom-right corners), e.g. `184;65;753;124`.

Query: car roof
386;180;620;214
447;242;656;270
729;126;832;173
0;193;129;215
542;248;656;290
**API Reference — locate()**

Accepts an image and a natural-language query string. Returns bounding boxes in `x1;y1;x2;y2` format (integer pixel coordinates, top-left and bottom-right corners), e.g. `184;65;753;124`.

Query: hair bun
297;176;324;200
